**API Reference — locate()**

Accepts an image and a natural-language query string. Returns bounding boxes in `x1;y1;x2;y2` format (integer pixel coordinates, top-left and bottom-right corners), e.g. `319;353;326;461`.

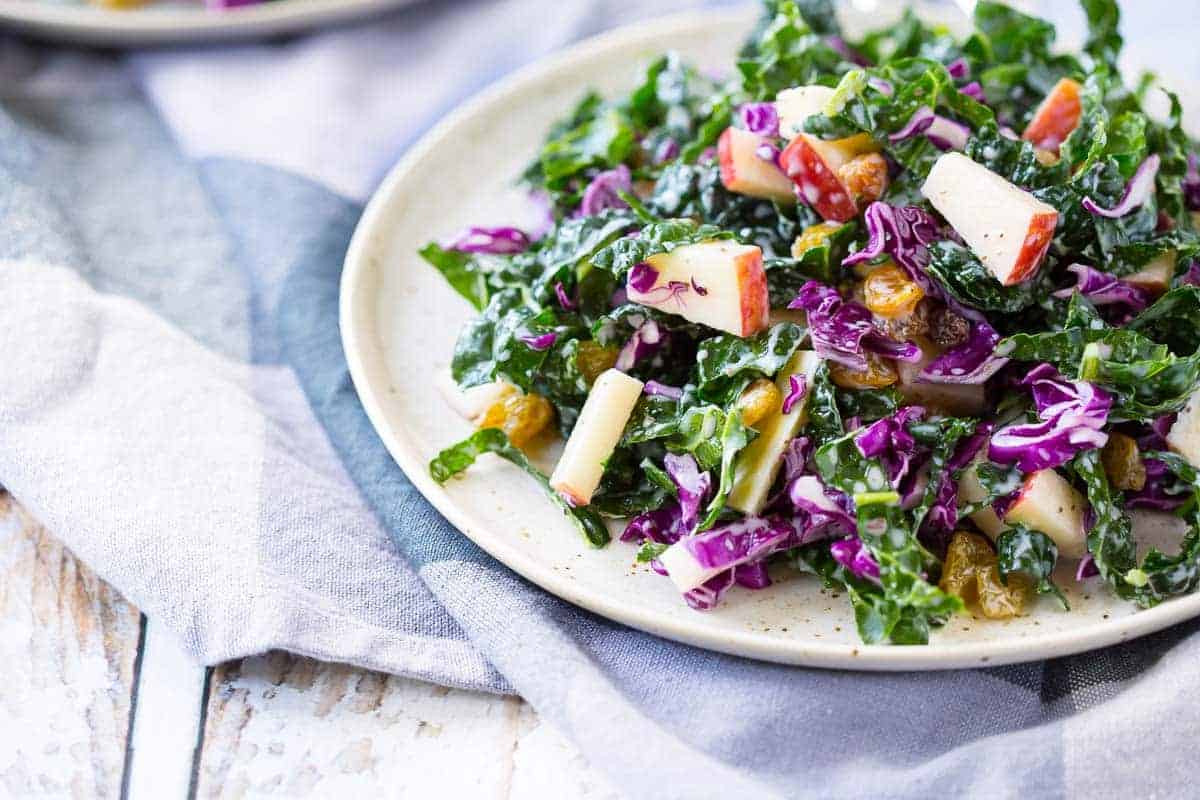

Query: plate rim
0;0;412;45
340;6;1200;670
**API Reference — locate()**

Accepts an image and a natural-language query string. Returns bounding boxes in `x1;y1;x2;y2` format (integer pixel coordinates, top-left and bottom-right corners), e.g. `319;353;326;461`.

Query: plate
341;6;1200;669
0;0;414;46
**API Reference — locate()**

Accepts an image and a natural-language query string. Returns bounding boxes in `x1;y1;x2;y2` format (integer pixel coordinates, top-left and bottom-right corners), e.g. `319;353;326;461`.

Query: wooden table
0;493;622;798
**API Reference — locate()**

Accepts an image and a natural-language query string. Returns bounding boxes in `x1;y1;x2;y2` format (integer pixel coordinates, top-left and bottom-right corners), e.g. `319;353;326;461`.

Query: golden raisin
977;566;1034;619
863;262;925;319
478;392;554;448
1034;148;1061;167
939;530;995;602
836;152;890;206
736;378;782;427
829;354;898;390
575;341;619;384
791;222;844;258
1101;431;1146;492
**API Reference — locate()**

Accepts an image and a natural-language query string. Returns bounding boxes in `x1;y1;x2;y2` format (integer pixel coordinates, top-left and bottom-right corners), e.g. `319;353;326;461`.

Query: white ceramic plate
0;0;414;46
341;6;1200;669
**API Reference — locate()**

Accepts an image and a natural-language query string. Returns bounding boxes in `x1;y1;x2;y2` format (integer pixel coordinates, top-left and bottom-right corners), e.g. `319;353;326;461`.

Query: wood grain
193;652;525;799
0;493;143;799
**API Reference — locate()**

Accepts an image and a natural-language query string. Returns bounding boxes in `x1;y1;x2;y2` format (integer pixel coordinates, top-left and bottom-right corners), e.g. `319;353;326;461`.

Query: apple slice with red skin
922;152;1058;286
717;127;796;204
779;133;879;223
1022;78;1082;152
1123;250;1176;297
627;240;769;338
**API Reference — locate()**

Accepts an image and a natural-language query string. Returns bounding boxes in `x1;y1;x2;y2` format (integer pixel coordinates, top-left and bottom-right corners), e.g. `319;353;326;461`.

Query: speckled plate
341;6;1200;669
0;0;415;46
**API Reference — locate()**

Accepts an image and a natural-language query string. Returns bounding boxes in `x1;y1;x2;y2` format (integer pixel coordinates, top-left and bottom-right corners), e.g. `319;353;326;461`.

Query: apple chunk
727;350;823;515
956;455;1008;539
779;133;881;222
1003;468;1088;559
775;85;835;139
1022;78;1082;152
921;152;1058;286
1167;389;1200;469
628;240;769;337
717;126;796;204
549;369;644;507
1123;250;1176;297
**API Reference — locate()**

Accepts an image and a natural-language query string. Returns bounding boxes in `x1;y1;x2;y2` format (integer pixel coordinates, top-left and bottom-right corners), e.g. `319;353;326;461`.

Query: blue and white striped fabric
2;2;1200;797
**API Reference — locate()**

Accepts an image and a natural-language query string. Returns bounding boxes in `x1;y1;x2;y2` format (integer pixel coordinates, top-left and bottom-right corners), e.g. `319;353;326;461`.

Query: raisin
575;341;619;384
929;305;970;348
829;354;898;389
863;262;925;319
1101;432;1146;491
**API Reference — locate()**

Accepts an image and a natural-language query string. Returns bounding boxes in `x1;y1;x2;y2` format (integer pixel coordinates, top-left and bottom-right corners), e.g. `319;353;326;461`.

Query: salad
424;0;1200;645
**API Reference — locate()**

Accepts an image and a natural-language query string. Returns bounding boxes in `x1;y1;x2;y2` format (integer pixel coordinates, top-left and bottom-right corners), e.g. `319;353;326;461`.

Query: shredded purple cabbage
740;102;780;138
1127;457;1190;511
616;317;665;371
889;107;969;151
654;138;680;164
518;331;557;351
989;364;1112;471
919;319;1009;385
447;226;531;254
830;536;881;581
628;261;659;293
788;281;921;370
781;374;808;415
867;76;894;97
665;453;713;536
826;35;872;66
580;164;633;216
643;380;684;400
960;81;986;103
1052;263;1149;314
946;57;970;80
1082;154;1160;218
554;281;577;311
1075;554;1100;581
857;405;927;491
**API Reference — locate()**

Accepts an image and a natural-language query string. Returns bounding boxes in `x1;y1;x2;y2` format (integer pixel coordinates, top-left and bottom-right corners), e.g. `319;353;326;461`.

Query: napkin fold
4;2;1200;798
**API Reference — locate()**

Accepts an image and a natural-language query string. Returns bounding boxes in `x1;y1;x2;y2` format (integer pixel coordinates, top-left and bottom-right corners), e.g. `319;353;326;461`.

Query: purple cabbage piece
1181;260;1200;288
946;57;970;80
1052;263;1149;313
580;164;633;216
654;138;680;164
867;76;894;97
889;107;970;151
841;203;941;294
683;570;738;610
919;319;1009;385
830;536;881;581
960;81;986;103
517;331;557;351
826;35;872;67
643;380;684;400
755;142;782;166
1185;154;1200;211
788;281;921;370
680;516;796;573
787;475;856;537
740;102;780;138
923;421;994;537
782;374;808;415
1082;154;1160;218
1075;555;1100;581
554;281;577;311
621;505;682;545
856;405;926;489
664;453;712;537
889;107;935;142
733;561;772;590
616;317;665;371
989;364;1112;471
447;226;530;254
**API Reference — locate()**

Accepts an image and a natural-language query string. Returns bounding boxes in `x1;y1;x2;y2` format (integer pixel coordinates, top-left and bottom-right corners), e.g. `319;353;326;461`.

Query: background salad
424;0;1200;645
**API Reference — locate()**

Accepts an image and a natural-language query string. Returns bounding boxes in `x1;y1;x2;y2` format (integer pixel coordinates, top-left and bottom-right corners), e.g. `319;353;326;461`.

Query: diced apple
921;152;1059;286
779;133;880;222
629;240;769;337
956;455;1007;539
1003;468;1088;559
1167;389;1200;469
896;336;988;416
1123;250;1176;297
436;370;516;423
717;127;796;204
775;85;835;139
727;351;823;515
1022;78;1082;152
549;369;644;507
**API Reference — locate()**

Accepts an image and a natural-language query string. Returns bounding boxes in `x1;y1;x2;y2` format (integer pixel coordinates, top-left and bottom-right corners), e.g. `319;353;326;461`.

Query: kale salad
423;0;1200;645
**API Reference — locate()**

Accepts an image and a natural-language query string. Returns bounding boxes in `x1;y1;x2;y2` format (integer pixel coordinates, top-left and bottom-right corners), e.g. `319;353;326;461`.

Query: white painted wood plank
193;653;524;798
125;618;209;800
0;494;141;799
509;704;625;800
